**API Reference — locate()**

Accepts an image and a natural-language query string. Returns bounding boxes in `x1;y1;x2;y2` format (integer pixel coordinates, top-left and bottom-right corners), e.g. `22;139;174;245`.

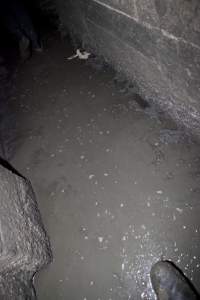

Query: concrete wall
55;0;200;136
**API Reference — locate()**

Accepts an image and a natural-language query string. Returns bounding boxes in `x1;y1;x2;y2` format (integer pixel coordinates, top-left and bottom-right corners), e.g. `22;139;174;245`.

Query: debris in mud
98;237;104;243
156;190;163;195
67;49;91;60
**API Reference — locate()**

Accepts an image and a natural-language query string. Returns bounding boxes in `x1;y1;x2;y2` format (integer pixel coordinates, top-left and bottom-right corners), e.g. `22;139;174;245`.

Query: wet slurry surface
6;36;200;299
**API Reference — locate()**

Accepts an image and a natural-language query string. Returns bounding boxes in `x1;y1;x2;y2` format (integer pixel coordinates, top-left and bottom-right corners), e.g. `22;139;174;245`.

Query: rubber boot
150;261;199;300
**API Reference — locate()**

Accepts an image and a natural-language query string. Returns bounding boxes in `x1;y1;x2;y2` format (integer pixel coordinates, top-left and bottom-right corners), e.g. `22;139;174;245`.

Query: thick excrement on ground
0;1;200;299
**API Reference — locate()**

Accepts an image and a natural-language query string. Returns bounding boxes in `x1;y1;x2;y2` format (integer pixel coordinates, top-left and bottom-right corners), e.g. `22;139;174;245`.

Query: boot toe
150;261;198;300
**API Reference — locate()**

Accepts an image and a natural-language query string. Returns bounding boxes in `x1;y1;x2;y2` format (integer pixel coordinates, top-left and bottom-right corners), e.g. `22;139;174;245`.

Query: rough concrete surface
0;164;51;299
5;36;200;299
54;0;200;138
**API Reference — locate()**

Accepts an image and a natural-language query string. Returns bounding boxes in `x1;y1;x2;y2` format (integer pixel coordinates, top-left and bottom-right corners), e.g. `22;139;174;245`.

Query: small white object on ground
156;190;163;194
98;237;104;243
67;49;91;60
